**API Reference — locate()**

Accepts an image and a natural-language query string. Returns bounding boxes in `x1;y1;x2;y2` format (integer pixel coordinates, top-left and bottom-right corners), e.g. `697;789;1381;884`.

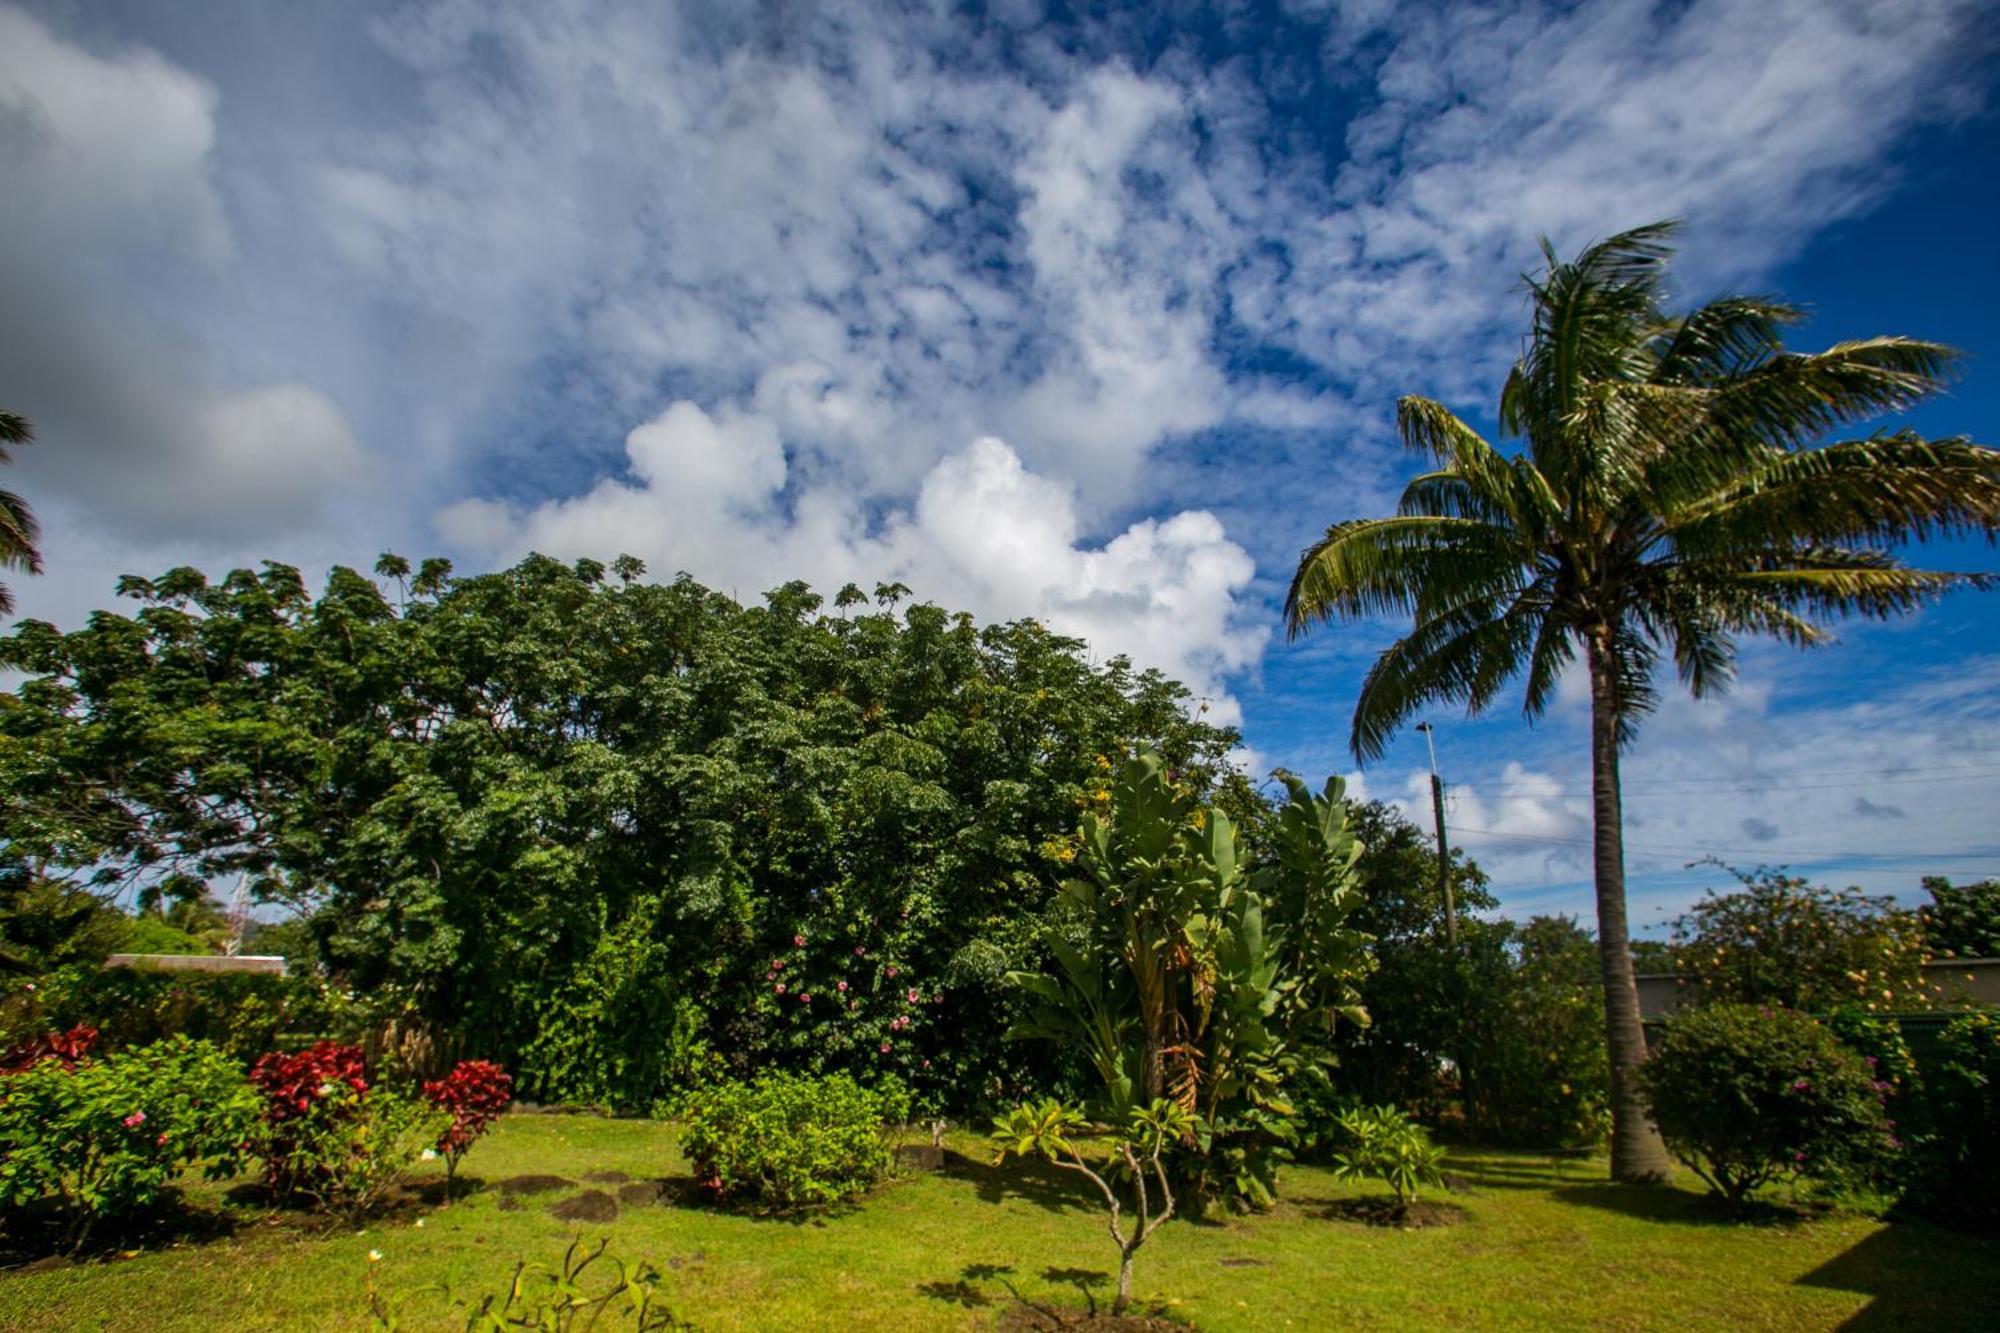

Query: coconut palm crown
1285;221;2000;1183
0;410;43;617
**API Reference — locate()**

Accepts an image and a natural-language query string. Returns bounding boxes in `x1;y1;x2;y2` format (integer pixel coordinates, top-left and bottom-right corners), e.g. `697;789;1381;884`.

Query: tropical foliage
1327;1102;1447;1205
1004;751;1372;1210
1285;220;2000;1180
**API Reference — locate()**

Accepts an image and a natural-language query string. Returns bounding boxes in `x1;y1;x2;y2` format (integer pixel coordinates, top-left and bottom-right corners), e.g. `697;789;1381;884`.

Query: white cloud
1234;0;1991;405
441;404;1262;721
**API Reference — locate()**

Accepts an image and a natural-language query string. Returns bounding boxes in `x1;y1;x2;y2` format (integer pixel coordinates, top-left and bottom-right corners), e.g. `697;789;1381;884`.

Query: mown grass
1;1113;1994;1330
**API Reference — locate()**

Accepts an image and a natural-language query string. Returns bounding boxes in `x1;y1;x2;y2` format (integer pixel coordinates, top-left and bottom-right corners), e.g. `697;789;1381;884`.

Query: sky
3;0;1998;931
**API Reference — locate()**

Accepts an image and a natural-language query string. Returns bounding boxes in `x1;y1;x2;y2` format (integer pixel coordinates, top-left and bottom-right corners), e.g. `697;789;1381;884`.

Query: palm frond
0;488;42;571
1707;338;1959;452
1667;432;2000;550
1349;593;1539;762
1646;294;1803;384
1284;515;1529;636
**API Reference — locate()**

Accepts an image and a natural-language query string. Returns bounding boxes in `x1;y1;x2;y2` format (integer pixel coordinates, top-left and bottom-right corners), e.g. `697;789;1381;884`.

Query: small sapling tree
1330;1103;1447;1207
990;1097;1195;1316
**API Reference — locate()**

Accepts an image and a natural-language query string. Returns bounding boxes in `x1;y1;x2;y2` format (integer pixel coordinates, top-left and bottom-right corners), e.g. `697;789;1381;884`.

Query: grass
1;1114;1995;1330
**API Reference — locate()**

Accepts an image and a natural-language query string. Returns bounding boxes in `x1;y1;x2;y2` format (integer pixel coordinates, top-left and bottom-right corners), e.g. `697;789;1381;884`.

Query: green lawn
2;1114;1994;1330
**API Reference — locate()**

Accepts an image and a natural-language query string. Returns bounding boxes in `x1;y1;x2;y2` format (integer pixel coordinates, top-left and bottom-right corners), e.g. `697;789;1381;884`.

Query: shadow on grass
1551;1182;1816;1228
948;1150;1098;1215
1797;1222;2000;1331
918;1263;1182;1330
0;1193;243;1273
1444;1156;1589;1192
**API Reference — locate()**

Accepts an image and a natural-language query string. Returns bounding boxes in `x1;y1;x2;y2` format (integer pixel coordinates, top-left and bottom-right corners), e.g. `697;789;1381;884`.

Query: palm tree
0;410;42;617
1285;222;2000;1183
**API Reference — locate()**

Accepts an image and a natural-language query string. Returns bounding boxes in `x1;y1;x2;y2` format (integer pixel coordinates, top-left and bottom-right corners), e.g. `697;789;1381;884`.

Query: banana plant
1007;750;1374;1210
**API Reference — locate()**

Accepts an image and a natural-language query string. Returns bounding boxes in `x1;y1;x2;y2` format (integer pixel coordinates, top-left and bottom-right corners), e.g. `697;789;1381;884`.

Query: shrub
251;1042;445;1217
421;1059;512;1197
1666;869;1937;1012
1328;1103;1447;1205
1640;1004;1895;1209
677;1071;909;1210
0;1035;258;1250
1901;1010;2000;1229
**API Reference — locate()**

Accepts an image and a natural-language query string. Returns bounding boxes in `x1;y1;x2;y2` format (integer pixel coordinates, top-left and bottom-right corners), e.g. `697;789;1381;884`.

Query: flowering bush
250;1042;445;1217
1666;870;1937;1012
0;1024;100;1074
1640;1004;1895;1209
422;1059;512;1196
677;1072;909;1211
0;1035;258;1250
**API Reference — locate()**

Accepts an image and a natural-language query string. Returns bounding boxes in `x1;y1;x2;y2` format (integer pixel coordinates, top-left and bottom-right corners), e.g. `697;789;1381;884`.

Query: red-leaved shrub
422;1059;511;1197
248;1041;370;1196
0;1025;100;1075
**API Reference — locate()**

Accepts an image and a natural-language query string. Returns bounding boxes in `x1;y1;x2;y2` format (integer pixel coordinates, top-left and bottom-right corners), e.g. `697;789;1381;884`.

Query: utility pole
1414;722;1456;951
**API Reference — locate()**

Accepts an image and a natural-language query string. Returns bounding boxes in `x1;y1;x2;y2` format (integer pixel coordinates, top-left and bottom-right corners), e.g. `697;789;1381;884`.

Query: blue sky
2;0;1997;927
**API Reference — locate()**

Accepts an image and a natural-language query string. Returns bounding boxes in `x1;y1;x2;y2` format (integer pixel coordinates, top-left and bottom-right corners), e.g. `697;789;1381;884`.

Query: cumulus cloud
442;404;1262;720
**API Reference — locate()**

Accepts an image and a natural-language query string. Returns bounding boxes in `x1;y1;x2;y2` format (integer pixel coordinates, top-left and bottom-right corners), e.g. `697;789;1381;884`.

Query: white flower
414;1218;426;1228
420;1148;438;1161
368;1250;383;1263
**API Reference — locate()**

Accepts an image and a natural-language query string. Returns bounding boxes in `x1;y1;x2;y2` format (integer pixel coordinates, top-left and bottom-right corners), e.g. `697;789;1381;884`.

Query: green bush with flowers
1640;1003;1896;1210
677;1071;910;1211
0;1034;259;1250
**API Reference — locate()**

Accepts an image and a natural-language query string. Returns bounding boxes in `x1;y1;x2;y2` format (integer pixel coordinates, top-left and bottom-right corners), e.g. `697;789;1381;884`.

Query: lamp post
1414;722;1457;951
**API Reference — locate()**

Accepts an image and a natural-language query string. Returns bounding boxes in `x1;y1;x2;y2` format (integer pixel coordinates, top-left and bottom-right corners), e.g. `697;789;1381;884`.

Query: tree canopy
0;554;1256;1109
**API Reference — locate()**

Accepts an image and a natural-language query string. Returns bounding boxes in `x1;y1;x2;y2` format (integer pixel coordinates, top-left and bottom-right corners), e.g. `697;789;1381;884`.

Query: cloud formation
0;6;365;542
1;0;1993;903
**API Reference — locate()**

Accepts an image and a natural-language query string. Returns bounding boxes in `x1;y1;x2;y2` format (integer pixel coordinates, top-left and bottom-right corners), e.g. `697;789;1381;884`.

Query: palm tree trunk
1587;635;1675;1184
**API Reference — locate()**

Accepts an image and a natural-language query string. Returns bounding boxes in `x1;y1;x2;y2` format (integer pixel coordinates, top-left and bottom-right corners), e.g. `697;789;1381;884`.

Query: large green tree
1285;222;2000;1181
1;553;1256;1110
